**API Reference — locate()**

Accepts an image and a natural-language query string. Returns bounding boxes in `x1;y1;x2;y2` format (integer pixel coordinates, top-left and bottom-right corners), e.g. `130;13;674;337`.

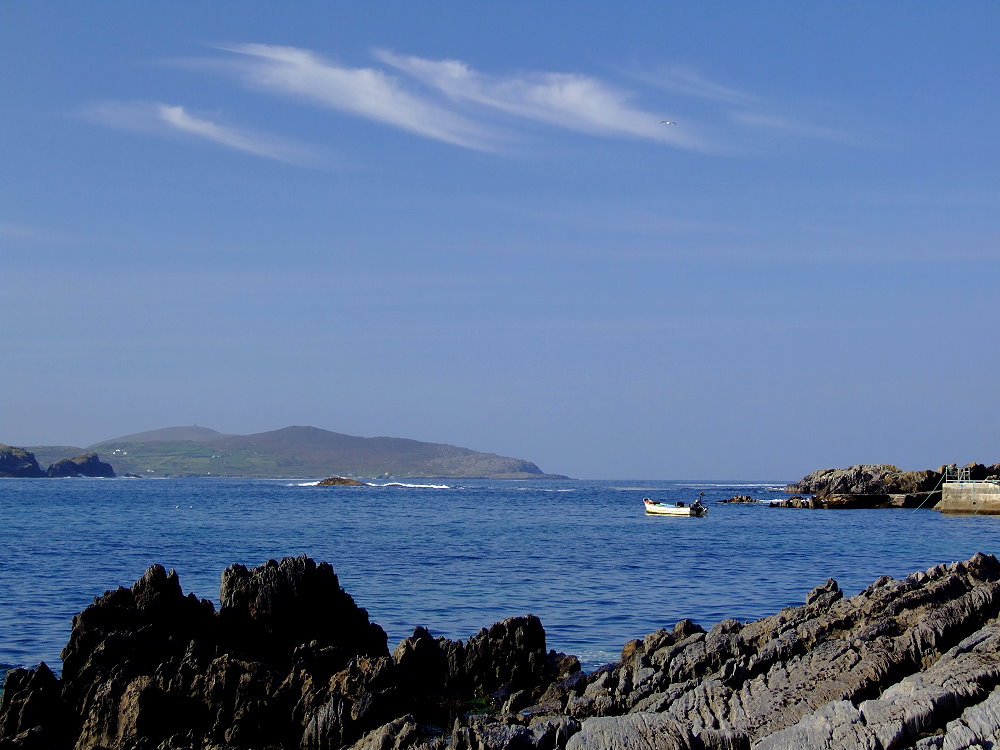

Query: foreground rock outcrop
5;553;1000;749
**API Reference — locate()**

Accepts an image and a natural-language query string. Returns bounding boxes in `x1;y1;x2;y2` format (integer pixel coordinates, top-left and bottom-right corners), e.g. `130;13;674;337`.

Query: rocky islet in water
4;552;1000;749
0;445;114;479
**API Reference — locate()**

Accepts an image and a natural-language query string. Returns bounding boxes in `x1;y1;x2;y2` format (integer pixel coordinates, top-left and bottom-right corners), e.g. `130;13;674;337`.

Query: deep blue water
3;477;1000;676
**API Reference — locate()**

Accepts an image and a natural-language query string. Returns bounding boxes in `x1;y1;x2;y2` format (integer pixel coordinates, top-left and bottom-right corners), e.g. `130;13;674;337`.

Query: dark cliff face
45;453;115;478
0;445;45;478
0;446;116;478
5;553;1000;750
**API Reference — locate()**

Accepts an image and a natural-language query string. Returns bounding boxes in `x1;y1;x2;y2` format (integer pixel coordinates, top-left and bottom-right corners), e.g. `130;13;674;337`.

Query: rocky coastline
0;445;115;479
5;553;1000;749
771;462;1000;510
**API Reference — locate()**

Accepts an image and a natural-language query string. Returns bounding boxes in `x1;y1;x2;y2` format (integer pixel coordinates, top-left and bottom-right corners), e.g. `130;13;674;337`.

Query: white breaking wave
291;480;451;489
685;482;789;489
514;487;576;493
372;482;451;489
574;649;621;673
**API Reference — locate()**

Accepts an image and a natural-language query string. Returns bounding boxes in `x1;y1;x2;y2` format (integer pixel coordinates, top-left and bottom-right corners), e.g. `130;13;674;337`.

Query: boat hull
643;499;708;517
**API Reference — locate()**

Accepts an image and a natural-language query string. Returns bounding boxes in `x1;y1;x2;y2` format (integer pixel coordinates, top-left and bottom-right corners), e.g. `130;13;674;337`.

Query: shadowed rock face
0;445;45;478
45;453;115;478
0;555;566;750
5;554;1000;749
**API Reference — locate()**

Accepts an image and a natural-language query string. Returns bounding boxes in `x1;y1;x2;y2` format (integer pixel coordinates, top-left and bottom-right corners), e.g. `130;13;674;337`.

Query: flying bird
661;120;676;125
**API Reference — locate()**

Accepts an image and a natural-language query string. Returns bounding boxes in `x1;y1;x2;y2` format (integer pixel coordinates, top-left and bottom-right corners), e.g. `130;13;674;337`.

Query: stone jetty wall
938;481;1000;515
4;553;1000;749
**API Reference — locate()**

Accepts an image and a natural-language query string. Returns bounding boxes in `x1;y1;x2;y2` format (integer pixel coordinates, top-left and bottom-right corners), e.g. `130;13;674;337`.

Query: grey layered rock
785;464;942;496
5;554;1000;749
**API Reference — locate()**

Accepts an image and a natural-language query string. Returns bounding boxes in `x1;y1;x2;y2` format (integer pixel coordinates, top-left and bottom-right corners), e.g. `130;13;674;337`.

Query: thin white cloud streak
375;49;715;152
177;44;852;155
635;64;758;105
81;100;318;165
634;64;858;146
732;111;856;144
211;44;504;152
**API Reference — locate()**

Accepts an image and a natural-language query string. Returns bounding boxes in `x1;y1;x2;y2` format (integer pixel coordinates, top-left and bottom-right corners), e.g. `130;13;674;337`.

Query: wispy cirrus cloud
634;64;758;105
374;50;714;152
633;63;858;146
182;44;719;153
209;43;506;153
81;100;318;165
153;44;855;158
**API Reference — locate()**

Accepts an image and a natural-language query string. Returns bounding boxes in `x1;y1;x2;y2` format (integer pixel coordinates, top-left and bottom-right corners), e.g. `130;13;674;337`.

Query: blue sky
2;3;998;479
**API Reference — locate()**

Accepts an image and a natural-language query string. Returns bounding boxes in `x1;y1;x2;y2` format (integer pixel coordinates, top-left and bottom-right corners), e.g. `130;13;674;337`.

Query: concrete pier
938;481;1000;514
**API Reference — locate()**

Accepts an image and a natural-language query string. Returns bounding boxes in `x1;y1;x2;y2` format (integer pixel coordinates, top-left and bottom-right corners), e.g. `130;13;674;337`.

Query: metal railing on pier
943;466;1000;484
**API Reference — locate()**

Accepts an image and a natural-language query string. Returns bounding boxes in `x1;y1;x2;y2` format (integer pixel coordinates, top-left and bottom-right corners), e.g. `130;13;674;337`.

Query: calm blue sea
3;477;1000;677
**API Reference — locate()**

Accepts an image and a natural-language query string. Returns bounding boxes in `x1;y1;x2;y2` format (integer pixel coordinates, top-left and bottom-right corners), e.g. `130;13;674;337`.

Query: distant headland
5;425;566;480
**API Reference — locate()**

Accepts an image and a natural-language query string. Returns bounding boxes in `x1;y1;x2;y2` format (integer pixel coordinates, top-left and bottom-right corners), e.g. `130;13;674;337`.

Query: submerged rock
718;495;759;504
5;553;1000;749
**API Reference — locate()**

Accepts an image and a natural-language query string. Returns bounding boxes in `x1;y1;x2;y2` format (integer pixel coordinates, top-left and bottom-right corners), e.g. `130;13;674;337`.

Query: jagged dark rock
317;476;367;486
45;453;115;478
718;495;759;504
0;556;572;750
0;445;45;478
786;464;943;497
776;463;998;509
6;554;1000;749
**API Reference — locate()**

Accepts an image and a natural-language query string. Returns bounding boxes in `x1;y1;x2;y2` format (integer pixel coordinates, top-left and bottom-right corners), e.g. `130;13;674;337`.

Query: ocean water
2;477;1000;677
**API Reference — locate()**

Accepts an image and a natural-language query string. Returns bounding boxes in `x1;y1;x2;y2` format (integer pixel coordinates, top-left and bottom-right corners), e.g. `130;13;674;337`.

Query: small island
317;476;367;486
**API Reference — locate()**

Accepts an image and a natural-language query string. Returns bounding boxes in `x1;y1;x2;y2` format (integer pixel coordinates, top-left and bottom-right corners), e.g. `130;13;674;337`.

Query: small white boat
643;497;708;517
